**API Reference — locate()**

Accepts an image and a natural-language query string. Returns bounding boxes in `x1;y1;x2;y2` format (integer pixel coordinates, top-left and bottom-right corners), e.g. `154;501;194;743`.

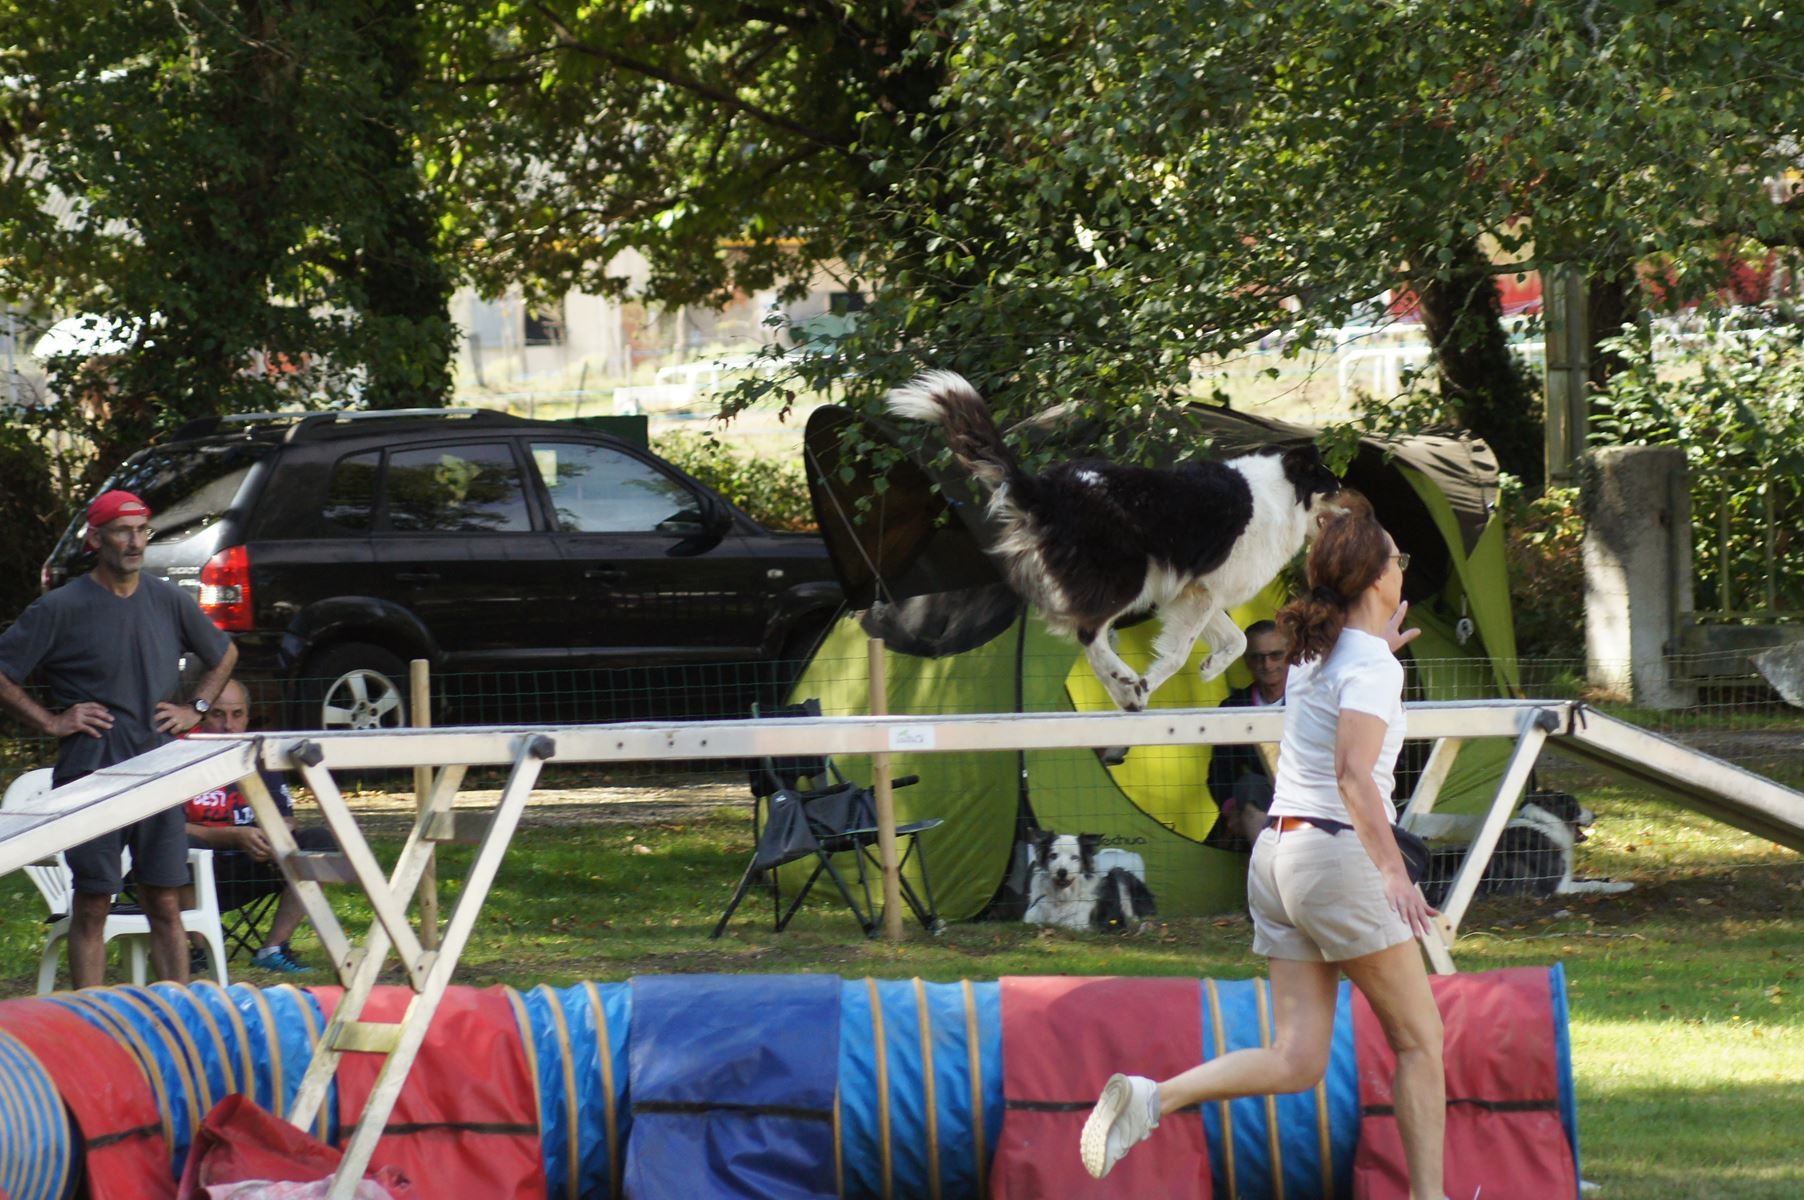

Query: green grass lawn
1;786;1797;1199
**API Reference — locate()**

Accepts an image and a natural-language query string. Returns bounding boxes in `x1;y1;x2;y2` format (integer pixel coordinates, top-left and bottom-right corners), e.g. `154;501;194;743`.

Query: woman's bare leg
1082;957;1342;1178
1158;957;1341;1110
1341;940;1445;1200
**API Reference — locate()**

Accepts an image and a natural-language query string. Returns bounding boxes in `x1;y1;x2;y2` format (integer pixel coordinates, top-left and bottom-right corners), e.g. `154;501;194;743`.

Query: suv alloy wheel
300;643;410;731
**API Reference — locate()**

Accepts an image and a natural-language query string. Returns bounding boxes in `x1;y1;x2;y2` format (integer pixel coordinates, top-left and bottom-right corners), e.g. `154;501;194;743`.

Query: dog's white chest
1026;877;1098;930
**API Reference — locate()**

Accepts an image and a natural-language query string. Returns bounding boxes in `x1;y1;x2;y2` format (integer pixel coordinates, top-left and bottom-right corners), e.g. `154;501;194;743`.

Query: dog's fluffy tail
886;371;1022;493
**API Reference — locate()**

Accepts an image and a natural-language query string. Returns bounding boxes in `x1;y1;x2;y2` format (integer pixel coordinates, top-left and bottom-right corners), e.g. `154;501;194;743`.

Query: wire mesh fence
2;643;1799;922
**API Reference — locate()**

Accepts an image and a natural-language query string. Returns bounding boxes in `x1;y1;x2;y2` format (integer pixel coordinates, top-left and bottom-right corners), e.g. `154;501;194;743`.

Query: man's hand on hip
154;701;203;735
50;701;113;739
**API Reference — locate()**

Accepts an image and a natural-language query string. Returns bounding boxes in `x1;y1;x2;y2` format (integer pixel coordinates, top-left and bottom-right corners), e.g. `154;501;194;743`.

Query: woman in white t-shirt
1082;492;1448;1200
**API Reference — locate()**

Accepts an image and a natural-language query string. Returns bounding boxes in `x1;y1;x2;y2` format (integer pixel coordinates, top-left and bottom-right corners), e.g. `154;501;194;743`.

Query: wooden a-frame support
237;731;556;1199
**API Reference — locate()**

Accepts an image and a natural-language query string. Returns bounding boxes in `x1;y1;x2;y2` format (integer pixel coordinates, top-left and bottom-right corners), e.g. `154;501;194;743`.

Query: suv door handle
395;571;440;584
584;567;627;583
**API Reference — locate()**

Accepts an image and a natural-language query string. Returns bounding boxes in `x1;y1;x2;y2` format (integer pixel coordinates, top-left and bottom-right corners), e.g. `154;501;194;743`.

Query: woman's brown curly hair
1274;489;1391;666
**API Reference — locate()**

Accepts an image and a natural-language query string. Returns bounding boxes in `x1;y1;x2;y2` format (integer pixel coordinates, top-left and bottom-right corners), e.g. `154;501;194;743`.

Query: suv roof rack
166;407;516;444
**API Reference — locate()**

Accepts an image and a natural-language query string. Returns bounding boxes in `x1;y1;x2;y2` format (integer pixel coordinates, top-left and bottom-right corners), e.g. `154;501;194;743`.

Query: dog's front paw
1103;671;1149;711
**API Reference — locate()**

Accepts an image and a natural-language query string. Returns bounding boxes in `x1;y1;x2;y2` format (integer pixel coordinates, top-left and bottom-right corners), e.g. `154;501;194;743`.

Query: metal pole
411;659;439;951
866;639;905;941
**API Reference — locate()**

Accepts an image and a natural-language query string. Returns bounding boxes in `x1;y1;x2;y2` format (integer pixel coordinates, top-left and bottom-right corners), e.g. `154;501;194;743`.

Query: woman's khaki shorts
1248;823;1415;962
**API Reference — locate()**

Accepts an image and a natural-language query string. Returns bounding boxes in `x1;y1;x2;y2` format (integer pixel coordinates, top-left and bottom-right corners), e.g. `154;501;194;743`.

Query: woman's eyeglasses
1392;552;1410;571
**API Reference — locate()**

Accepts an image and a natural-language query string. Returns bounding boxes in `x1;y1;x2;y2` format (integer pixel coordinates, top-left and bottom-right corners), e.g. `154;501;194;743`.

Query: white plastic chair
1093;847;1148;883
3;767;230;992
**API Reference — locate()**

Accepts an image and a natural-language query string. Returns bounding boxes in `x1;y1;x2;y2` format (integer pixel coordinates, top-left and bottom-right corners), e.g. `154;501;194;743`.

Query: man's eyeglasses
100;525;155;544
1392;552;1410;571
1245;650;1287;664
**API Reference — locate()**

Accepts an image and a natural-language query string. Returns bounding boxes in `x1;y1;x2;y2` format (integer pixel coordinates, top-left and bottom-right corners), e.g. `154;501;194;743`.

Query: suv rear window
383;442;532;533
103;442;272;542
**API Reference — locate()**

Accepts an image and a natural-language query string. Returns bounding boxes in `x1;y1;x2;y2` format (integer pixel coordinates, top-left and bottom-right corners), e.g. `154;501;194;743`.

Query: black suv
43;409;843;728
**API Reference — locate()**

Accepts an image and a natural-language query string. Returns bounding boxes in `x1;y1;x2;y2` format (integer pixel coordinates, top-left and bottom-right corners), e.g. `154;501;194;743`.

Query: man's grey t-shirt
0;573;232;780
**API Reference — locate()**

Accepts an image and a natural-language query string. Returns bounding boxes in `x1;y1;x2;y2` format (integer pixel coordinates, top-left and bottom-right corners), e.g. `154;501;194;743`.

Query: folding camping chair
711;699;944;938
219;887;280;962
211;824;338;961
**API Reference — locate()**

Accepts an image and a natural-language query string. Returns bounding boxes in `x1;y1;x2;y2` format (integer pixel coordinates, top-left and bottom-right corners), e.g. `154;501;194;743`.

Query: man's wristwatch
190;696;211;716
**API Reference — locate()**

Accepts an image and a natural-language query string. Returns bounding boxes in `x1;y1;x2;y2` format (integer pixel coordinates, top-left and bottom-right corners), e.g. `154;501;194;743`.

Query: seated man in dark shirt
184;679;334;973
1205;620;1288;849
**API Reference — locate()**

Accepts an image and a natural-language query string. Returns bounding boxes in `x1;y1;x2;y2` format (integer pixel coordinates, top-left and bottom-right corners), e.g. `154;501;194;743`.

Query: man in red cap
0;488;238;987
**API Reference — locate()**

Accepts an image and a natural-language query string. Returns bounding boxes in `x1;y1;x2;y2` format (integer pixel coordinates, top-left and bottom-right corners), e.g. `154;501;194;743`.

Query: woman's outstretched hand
1382;601;1421;654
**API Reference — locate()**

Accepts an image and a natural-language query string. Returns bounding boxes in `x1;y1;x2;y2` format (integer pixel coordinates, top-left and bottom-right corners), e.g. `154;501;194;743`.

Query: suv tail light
199;545;253;631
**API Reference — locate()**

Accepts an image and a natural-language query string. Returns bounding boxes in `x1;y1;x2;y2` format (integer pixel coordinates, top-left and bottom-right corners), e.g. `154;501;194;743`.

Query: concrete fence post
1580;446;1694;709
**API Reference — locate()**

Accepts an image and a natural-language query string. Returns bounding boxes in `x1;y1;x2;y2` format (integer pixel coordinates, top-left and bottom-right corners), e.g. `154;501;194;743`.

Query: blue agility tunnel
0;967;1579;1200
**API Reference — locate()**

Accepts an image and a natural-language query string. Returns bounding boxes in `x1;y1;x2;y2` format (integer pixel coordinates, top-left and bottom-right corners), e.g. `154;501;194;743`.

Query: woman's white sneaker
1079;1073;1159;1178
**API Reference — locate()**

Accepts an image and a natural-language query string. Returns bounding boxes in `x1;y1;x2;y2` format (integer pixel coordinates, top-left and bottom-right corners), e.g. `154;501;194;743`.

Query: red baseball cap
86;489;152;530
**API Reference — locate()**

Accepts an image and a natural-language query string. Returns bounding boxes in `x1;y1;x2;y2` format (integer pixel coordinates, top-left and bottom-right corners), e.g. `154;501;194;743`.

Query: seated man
184;679;335;974
1204;620;1287;849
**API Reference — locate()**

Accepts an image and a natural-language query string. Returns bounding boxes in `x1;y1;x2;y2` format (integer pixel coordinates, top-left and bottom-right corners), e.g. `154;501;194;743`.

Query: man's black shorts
65;804;191;894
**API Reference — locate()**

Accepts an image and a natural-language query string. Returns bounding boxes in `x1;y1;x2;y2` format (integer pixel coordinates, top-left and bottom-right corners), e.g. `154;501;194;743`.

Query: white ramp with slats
0;736;259;878
2;698;1802;1198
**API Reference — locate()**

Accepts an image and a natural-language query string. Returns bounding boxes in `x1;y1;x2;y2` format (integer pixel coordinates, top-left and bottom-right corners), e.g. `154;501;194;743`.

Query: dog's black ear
1033;829;1057;865
1077;833;1104;872
1281;443;1341;498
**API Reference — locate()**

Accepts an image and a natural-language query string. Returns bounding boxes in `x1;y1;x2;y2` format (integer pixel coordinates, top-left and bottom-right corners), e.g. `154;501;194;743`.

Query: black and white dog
886;371;1341;710
1024;831;1158;933
1422;792;1634;905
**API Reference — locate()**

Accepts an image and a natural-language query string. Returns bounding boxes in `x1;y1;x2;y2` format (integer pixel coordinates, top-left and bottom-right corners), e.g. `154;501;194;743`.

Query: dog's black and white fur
1421;792;1634;906
887;371;1342;710
1024;831;1158;933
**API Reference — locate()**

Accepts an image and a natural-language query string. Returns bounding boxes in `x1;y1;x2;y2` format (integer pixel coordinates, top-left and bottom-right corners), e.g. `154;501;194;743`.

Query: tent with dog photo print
788;399;1520;920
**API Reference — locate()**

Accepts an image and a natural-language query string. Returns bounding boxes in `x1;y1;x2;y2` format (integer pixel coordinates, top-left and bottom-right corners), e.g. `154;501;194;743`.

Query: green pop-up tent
792;402;1519;920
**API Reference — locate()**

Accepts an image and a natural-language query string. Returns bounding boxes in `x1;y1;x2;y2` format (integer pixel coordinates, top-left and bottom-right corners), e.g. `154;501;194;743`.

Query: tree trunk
1585;265;1640;393
355;0;455;409
1413;237;1543;489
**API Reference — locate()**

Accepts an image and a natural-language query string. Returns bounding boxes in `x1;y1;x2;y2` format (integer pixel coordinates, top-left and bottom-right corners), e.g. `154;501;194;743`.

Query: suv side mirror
704;493;734;535
661;492;733;554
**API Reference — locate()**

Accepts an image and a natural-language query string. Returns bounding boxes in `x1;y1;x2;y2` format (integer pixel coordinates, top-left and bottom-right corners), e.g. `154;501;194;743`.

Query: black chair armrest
893;774;921;790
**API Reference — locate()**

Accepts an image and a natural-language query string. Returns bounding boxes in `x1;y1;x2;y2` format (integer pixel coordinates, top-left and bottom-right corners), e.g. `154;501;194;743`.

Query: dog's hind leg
1194;606;1248;683
1141;587;1215;700
1079;617;1150;711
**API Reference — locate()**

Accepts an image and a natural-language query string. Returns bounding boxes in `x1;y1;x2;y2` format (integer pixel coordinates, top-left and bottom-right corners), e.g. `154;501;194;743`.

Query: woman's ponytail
1276;590;1346;666
1276;489;1386;666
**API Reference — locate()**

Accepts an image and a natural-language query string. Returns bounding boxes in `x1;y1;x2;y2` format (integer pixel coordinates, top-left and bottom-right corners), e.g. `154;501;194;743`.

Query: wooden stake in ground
867;638;905;941
411;659;439;950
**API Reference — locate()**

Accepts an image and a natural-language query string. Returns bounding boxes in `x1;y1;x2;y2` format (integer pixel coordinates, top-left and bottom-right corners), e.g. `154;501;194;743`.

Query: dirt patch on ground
315;777;752;837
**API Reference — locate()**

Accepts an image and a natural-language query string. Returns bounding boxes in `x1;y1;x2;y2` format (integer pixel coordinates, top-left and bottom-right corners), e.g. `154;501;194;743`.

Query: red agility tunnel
0;967;1578;1199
